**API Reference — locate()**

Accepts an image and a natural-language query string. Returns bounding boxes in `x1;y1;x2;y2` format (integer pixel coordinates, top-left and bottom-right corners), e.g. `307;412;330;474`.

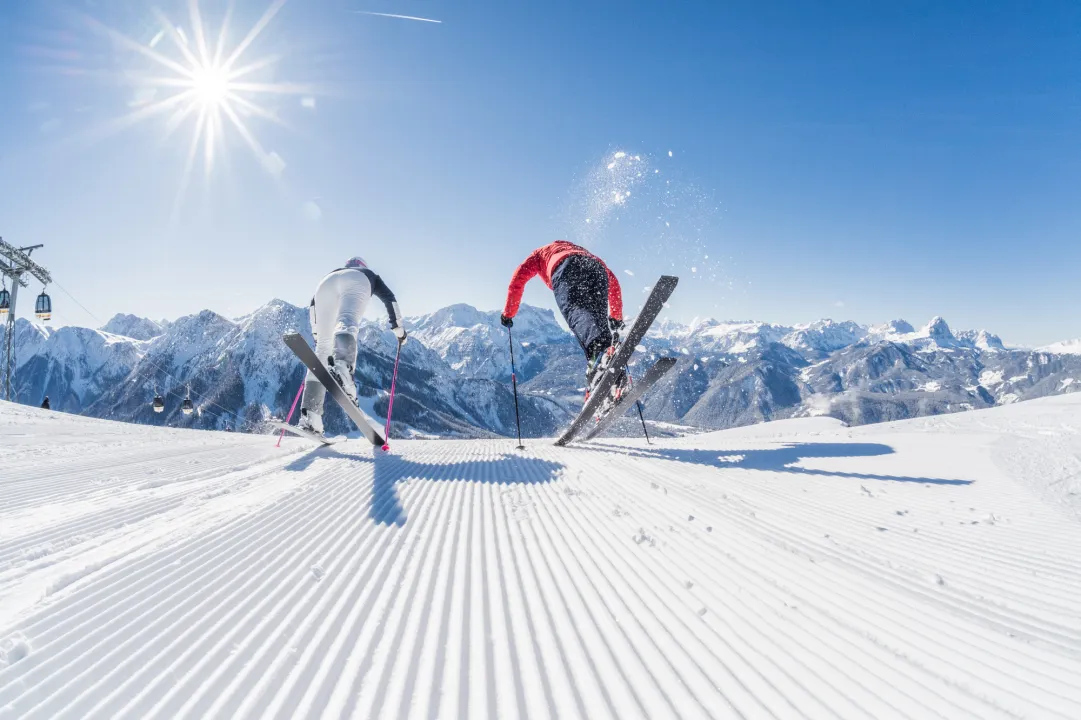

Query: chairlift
182;397;194;415
35;288;52;321
153;393;165;413
0;286;9;315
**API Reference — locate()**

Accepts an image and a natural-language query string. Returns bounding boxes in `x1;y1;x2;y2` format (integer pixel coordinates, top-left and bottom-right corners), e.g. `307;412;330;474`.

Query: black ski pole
507;327;526;450
635;400;652;445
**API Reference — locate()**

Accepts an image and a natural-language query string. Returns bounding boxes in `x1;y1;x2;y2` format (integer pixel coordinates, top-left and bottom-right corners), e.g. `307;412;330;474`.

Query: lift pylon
1;238;53;402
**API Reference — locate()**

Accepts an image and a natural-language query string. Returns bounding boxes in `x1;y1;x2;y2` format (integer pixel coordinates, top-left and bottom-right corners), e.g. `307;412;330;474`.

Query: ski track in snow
2;398;1081;718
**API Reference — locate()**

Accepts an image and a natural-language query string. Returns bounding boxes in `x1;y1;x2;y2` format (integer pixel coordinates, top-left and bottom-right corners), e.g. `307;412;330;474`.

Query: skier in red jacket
501;241;625;387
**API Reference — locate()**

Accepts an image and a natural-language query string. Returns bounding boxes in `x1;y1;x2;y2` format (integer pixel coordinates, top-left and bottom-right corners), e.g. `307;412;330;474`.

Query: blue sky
0;0;1078;347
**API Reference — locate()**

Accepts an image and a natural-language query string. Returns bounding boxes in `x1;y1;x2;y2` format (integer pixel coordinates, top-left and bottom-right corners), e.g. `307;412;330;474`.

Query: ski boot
299;408;324;435
584;338;623;401
326;356;359;407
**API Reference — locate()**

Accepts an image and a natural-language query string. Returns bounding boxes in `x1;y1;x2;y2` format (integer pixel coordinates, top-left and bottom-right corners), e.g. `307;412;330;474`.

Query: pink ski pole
276;381;305;448
382;339;403;452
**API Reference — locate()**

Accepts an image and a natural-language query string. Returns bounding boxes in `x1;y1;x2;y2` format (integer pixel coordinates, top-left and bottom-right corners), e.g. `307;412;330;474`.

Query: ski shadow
282;444;372;473
581;441;972;486
366;449;563;526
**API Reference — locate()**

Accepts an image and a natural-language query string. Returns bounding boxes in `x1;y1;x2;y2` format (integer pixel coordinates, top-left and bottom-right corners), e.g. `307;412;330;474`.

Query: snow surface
2;398;1081;718
1040;338;1081;355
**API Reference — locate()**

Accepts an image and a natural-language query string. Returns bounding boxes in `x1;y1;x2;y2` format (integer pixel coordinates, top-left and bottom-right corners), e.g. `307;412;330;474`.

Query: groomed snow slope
2;397;1080;719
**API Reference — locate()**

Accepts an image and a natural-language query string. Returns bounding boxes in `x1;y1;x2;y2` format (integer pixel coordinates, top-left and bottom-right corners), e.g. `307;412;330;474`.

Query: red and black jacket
503;241;623;320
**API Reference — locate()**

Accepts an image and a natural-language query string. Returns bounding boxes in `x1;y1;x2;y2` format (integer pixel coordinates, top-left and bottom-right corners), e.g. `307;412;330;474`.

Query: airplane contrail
353;11;442;23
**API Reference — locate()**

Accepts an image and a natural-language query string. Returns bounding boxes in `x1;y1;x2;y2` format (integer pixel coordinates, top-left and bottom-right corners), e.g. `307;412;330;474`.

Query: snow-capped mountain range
3;300;1080;438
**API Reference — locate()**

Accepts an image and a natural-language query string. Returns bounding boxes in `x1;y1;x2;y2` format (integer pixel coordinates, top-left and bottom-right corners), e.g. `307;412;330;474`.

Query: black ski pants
551;255;612;360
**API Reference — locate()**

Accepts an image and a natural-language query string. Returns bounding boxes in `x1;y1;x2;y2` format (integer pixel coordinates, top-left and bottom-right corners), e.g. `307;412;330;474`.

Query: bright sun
190;63;230;107
84;0;314;212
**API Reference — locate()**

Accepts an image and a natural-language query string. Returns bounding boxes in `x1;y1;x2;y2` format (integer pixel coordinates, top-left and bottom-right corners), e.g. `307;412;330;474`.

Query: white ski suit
301;267;403;420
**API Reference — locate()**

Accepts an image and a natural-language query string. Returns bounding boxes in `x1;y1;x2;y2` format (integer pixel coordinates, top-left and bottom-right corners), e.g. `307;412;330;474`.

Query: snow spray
561;149;732;318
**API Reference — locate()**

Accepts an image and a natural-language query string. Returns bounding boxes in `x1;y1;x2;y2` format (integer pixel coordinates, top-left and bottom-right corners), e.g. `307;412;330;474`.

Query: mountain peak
100;314;164;341
924;316;954;341
887;319;915;334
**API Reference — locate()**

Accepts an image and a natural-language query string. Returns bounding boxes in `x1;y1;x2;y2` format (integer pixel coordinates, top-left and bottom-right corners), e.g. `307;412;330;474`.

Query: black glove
500;314;514;328
609;317;625;333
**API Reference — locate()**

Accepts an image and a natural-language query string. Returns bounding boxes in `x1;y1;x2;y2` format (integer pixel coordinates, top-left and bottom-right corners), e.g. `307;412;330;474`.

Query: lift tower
0;238;52;401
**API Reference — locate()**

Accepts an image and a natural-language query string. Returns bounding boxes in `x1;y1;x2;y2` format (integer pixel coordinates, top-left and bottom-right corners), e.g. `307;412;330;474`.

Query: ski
268;420;343;446
580;356;678;441
555;275;679;446
283;332;388;447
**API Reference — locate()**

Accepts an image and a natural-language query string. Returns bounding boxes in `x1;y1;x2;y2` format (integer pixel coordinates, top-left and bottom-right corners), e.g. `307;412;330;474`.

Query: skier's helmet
345;256;368;270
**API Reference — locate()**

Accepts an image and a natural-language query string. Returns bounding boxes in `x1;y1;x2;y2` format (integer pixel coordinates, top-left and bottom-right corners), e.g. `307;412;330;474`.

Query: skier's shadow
581;441;972;486
367;449;564;526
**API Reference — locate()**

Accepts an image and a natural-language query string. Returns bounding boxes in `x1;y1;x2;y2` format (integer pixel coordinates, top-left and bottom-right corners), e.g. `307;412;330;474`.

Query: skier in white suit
300;256;407;435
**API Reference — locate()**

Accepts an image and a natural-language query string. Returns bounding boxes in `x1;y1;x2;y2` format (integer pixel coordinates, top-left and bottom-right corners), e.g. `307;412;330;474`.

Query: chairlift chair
153;394;165;413
0;287;9;315
35;289;52;321
182;397;194;415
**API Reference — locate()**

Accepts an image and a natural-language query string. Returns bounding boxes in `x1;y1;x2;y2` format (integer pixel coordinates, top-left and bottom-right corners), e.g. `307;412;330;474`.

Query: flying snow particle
614;151;626;159
681;348;690;355
665;222;670;227
636;344;646;352
693;364;699;370
607;162;615;170
585;218;592;223
691;267;697;273
668;150;673;157
301;97;316;109
624;269;634;276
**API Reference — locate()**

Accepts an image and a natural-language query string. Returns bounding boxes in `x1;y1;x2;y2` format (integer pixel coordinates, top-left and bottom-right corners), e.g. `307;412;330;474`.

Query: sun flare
83;0;314;211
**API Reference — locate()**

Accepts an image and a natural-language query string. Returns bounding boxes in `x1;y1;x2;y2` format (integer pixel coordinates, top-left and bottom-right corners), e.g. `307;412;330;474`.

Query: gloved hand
393;326;408;345
500;314;514;328
609;317;625;333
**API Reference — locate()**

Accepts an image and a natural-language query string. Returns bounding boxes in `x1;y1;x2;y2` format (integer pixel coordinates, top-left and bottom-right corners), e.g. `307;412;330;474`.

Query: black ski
555;275;679;446
283;332;387;446
268;420;343;446
581;356;677;441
